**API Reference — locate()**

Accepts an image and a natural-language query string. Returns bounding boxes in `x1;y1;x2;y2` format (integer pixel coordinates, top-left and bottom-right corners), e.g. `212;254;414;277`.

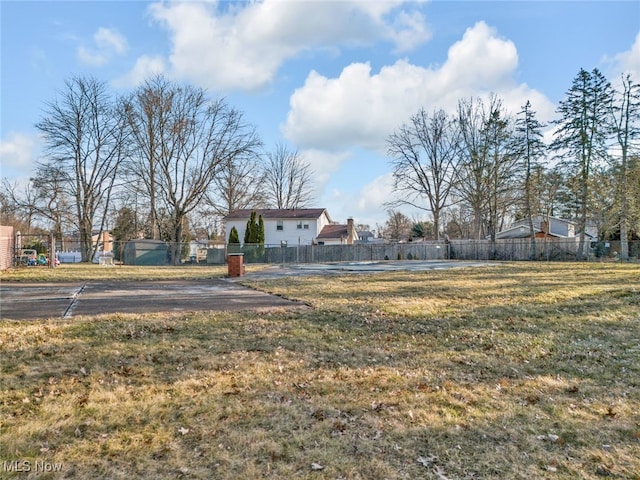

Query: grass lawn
1;262;639;479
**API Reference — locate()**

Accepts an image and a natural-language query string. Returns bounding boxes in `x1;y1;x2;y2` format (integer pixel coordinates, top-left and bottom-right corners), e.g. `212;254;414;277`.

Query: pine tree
228;226;240;244
514;100;547;259
258;215;265;244
551;68;614;259
243;219;251;244
244;211;262;244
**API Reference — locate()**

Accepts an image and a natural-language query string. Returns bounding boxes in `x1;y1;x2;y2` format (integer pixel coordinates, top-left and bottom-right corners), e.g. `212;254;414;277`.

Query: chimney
540;220;549;235
347;218;355;245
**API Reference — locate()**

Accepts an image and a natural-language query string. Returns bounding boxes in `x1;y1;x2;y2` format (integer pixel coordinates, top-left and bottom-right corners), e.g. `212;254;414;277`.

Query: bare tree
483;98;518;247
609;74;640;260
552;68;614;259
207;153;267;217
381;209;412;241
2;170;74;250
35;76;127;262
456;97;490;239
263;144;315;209
127;78;262;264
0;180;38;233
124;75;174;240
456;95;518;247
387;108;460;240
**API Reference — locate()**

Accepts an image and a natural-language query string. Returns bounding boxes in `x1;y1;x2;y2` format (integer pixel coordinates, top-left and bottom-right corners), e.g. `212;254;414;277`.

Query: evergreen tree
244;215;253;244
514;100;547;259
228;226;240;244
244;211;262;244
258;215;265;244
551;68;614;259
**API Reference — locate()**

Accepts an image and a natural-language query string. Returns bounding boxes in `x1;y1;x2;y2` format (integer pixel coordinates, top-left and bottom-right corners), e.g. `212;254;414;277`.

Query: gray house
496;216;596;240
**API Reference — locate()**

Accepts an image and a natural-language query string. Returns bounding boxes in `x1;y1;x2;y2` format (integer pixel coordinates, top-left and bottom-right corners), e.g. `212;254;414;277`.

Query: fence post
50;232;56;268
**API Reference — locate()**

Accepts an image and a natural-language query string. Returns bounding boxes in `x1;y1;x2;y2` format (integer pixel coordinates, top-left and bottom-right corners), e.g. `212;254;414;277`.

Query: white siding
226;212;331;245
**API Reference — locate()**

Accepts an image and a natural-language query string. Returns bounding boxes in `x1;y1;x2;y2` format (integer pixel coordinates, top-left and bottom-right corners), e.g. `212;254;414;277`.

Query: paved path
0;279;300;320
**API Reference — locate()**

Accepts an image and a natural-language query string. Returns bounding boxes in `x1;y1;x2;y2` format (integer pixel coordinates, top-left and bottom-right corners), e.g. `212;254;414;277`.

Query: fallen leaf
311;463;324;471
179;427;189;435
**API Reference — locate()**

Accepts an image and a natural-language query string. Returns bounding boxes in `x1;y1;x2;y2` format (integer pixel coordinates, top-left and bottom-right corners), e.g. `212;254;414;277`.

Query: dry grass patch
1;262;639;479
0;263;273;282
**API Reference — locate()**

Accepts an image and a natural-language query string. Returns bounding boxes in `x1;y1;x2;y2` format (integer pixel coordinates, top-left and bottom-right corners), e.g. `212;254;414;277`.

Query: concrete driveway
239;260;493;279
0;279;301;321
1;260;490;320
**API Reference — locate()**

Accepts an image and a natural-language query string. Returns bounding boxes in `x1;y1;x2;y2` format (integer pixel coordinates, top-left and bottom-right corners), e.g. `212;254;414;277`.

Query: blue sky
1;1;639;230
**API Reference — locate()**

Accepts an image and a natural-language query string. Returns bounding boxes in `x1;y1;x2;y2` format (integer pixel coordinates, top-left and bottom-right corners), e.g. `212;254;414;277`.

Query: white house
223;209;358;246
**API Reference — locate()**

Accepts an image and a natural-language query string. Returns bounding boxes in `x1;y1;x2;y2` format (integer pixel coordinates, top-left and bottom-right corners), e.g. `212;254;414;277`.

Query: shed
123;240;169;266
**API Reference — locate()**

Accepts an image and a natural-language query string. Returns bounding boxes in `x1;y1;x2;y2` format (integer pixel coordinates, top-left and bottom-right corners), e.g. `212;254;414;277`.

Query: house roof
225;208;329;221
317;224;349;239
495;226;542;239
495;225;567;239
511;216;577;229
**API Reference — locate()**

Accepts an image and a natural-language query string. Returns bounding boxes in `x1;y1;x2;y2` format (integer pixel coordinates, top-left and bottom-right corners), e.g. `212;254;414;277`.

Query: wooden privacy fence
448;238;620;261
226;238;638;264
234;242;449;264
0;226;14;270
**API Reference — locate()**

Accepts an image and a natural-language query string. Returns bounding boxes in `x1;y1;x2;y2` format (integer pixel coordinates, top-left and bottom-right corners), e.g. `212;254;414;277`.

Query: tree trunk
619;145;629;261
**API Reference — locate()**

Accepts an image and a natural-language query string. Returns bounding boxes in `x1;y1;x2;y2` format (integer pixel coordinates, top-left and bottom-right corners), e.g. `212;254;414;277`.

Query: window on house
297;221;303;229
303;223;309;229
277;221;284;231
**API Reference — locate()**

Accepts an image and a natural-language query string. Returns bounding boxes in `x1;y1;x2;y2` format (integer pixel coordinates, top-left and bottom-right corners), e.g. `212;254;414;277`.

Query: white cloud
112;55;166;88
77;46;107;67
144;0;430;91
77;27;128;66
355;173;396;220
95;27;128;54
605;31;640;83
387;10;431;53
321;173;399;229
300;148;352;193
0;132;39;178
283;21;556;152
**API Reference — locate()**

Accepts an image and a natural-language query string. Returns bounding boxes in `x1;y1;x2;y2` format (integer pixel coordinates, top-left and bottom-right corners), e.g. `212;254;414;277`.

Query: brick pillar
227;253;245;277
